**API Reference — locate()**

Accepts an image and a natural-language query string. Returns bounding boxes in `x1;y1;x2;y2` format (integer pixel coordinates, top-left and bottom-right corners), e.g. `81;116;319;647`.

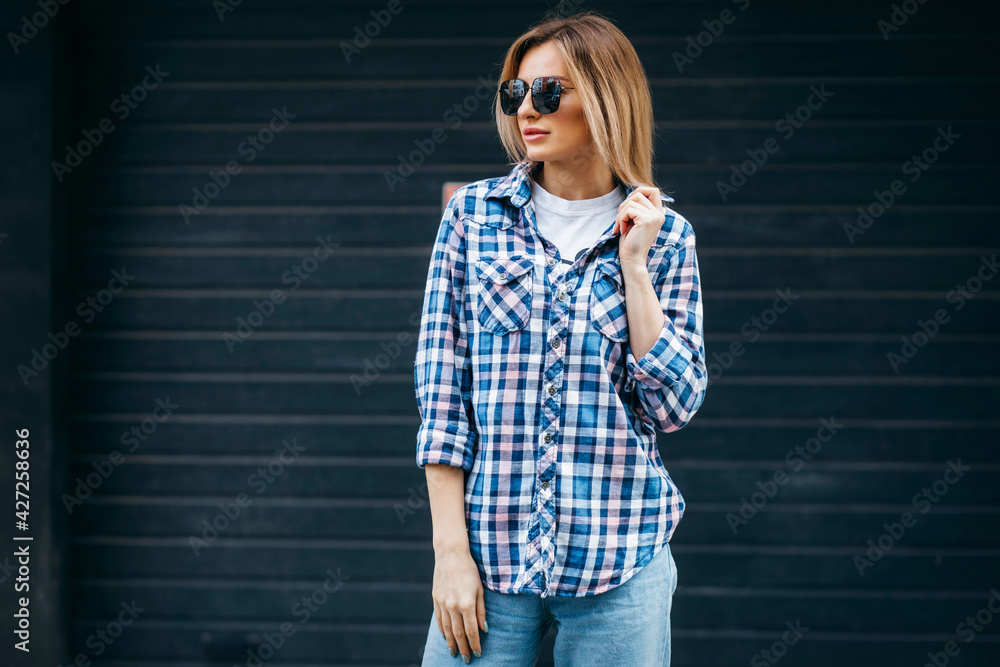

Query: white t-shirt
529;176;627;266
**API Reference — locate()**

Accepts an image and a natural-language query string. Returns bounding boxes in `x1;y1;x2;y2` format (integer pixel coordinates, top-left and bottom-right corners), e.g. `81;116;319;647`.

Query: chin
525;146;549;161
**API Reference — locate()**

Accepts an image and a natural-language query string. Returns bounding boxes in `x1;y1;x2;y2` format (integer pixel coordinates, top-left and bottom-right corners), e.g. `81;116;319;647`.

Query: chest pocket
474;255;534;335
590;259;629;342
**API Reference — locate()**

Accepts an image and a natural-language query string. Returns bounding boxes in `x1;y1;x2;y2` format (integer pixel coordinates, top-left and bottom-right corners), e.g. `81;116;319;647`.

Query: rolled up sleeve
625;222;708;433
414;193;477;470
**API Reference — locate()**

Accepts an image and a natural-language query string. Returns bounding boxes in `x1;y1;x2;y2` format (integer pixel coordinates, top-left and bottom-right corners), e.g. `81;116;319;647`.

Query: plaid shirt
414;160;707;598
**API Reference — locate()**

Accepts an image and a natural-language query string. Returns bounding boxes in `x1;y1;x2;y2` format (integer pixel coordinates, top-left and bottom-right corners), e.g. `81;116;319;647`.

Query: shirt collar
484;160;675;208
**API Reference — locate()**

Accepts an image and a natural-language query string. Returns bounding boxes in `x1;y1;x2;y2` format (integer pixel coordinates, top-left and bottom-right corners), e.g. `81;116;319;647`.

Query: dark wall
14;0;999;665
0;0;72;664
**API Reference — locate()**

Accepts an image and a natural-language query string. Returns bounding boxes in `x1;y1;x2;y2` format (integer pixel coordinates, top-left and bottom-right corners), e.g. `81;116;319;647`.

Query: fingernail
474;650;482;658
449;646;456;657
483;619;489;633
463;655;470;664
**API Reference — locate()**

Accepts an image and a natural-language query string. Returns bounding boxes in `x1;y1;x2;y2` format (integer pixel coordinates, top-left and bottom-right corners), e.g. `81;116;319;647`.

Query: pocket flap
596;259;624;292
474;255;534;284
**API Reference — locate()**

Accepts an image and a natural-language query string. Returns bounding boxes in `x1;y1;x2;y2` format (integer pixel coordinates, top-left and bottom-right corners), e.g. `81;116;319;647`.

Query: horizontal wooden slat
74;209;1000;248
69;338;1000;377
65;502;1000;546
65;457;998;505
68;580;1000;633
73;167;1000;206
61;123;1000;167
67;539;1000;587
65;619;1000;665
71;0;999;38
65;420;1000;470
58;293;1000;333
72;39;1000;79
75;252;1000;290
66;375;1000;418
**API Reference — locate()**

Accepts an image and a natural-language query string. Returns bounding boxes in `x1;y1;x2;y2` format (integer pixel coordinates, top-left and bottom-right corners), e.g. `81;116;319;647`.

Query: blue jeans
420;542;678;666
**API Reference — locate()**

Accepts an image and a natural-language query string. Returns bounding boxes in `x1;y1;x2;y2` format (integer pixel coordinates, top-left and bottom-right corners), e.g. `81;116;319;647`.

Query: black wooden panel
64;84;1000;124
75;251;1000;290
68;376;1000;420
68;539;1000;585
69;337;1000;377
67;421;1000;463
70;124;1000;168
64;0;1000;665
71;40;1000;79
64;292;1000;333
77;167;1000;205
67;579;1000;634
77;209;1000;248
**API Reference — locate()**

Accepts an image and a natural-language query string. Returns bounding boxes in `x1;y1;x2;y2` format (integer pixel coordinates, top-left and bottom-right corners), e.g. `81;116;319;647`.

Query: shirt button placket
536;271;569;598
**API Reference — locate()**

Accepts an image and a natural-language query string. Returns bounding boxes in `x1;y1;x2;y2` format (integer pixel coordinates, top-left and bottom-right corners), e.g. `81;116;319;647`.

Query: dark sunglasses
499;76;575;115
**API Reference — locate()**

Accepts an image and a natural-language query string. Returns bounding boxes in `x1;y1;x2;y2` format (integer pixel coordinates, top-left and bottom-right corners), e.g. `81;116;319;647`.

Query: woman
413;10;707;666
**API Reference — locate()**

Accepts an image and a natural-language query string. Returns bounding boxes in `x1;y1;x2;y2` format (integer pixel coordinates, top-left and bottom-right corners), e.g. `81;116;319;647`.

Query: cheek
566;117;591;146
554;109;588;144
567;108;589;139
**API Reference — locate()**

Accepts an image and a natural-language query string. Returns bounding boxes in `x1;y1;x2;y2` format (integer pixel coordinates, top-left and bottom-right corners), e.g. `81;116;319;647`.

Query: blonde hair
494;10;659;191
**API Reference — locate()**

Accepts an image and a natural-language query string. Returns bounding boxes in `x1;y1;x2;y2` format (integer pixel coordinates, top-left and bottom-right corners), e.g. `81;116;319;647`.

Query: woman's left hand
614;186;666;268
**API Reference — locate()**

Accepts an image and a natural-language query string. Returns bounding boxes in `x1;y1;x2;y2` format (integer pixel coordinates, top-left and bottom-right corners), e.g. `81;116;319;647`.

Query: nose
518;88;537;118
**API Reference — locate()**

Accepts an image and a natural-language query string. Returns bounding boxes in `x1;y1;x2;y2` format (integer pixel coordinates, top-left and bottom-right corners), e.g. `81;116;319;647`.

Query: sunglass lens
533;77;561;114
500;80;525;115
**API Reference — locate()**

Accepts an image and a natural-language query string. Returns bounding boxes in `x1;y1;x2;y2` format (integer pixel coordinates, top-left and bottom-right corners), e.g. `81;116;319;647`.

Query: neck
533;158;617;201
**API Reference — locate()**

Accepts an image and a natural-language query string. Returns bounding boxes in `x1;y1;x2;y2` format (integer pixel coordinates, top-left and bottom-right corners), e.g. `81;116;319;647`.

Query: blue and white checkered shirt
414;160;707;598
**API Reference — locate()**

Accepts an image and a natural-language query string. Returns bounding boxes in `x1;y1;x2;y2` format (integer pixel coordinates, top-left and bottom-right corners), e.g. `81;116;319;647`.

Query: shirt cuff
415;428;475;471
625;318;691;391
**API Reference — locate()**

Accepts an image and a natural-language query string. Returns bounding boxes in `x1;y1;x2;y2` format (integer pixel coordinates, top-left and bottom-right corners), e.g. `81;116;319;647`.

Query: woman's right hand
432;546;488;663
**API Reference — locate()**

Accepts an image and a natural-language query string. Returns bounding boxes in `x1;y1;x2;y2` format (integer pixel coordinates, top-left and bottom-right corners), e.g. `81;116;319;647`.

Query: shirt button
557;293;565;302
544;433;552;442
551;339;560;348
541;481;548;489
548;386;556;395
548;258;555;266
499;272;507;279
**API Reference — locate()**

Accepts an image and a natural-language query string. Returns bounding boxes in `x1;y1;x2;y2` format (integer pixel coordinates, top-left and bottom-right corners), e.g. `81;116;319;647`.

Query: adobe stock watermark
0;557;15;586
52;65;170;182
61;397;179;515
750;620;809;666
213;0;242;21
844;126;960;244
707;288;799;387
17;267;134;387
385;74;498;191
853;459;970;576
352;311;422;395
877;0;931;41
920;589;1000;667
179;106;296;224
672;0;751;73
717;84;832;202
727;416;843;535
340;0;414;63
223;236;341;352
36;599;145;660
7;0;72;54
236;566;351;667
394;462;456;525
189;438;305;555
395;478;430;525
887;254;997;373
